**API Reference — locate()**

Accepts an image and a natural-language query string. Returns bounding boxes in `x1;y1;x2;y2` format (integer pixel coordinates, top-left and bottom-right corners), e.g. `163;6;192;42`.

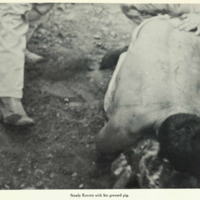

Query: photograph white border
0;0;199;199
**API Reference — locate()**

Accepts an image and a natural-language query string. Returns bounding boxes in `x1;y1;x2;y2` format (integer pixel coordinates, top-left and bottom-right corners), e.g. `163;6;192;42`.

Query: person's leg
0;4;34;125
25;3;54;63
26;3;54;41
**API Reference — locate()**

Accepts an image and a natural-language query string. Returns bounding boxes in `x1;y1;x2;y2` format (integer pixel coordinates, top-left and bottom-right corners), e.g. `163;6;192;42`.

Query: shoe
0;97;34;126
25;49;44;64
99;45;128;70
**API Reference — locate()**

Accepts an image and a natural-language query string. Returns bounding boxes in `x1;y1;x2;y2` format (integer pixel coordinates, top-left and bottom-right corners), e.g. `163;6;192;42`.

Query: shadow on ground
0;3;135;189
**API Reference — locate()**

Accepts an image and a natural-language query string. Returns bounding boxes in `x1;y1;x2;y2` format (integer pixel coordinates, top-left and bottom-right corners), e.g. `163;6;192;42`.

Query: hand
111;153;132;189
176;13;200;35
121;5;144;24
111;153;130;176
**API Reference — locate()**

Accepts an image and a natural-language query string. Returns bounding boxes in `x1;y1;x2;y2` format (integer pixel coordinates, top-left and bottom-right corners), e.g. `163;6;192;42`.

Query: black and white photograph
1;2;200;193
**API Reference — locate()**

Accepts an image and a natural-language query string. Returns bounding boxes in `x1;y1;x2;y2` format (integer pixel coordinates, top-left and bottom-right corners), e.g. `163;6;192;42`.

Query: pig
96;15;200;178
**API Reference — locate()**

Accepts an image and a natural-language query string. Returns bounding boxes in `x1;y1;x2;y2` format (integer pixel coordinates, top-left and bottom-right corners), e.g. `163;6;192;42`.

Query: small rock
40;44;48;49
72;173;78;178
42;112;47;116
50;172;55;179
66;13;77;21
114;167;124;176
38;28;47;35
163;158;169;163
87;65;95;71
17;168;22;173
64;98;70;103
36;181;44;189
69;102;82;107
93;33;101;39
54;135;59;140
83;123;89;128
40;89;45;95
57;4;65;11
96;42;102;47
110;32;117;38
4;184;10;189
79;183;84;189
34;169;44;178
47;154;53;159
56;113;60;118
71;135;76;139
58;32;65;39
20;183;26;188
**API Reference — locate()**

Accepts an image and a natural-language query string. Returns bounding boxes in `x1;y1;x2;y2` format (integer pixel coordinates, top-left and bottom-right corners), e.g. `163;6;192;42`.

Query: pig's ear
158;113;200;174
99;46;128;70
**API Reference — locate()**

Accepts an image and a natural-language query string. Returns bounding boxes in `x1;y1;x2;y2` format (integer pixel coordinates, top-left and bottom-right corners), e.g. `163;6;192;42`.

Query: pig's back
111;18;200;117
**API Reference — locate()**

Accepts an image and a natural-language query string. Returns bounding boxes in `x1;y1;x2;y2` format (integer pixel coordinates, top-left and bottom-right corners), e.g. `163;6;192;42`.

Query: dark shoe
25;49;44;64
99;45;128;70
0;97;34;126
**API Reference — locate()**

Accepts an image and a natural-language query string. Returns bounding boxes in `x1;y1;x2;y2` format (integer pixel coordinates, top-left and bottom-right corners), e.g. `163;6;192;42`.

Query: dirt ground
0;3;136;189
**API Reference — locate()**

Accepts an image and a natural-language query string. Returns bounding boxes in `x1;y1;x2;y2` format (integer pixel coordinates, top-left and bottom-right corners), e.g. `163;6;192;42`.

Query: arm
176;12;200;35
121;4;197;24
122;4;200;35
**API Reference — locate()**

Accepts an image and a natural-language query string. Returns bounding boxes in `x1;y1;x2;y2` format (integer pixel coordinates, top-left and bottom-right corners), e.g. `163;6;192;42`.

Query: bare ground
0;3;135;189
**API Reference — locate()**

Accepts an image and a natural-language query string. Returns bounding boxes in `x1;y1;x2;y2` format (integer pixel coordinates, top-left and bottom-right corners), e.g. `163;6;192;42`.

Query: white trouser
0;4;31;98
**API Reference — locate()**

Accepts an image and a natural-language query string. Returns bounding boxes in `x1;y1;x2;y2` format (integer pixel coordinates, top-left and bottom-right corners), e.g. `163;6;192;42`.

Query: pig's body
97;16;200;153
